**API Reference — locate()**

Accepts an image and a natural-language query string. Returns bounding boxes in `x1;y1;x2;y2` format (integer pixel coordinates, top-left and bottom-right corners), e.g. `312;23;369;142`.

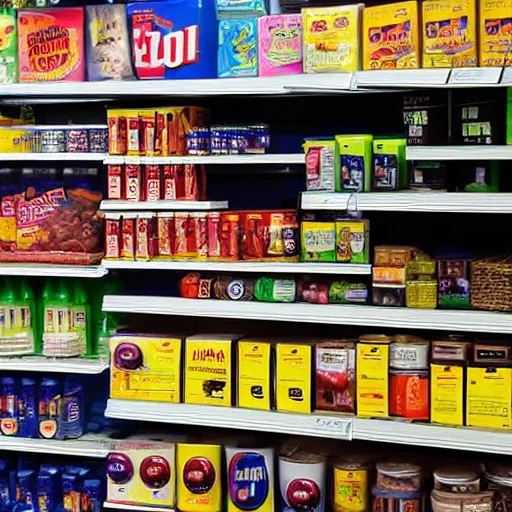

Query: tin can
433;467;480;493
390;335;429;370
373;487;424;512
376;463;422;492
333;457;370;512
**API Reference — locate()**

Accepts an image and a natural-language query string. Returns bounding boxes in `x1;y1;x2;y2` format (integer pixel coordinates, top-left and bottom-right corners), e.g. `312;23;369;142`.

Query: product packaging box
422;0;477;68
301;212;336;262
467;365;512;429
356;335;390;417
18;8;85;82
184;334;239;407
335;135;373;193
110;335;183;402
216;0;266;19
336;219;370;264
362;1;420;71
479;0;512;67
218;18;258;78
177;443;222;512
107;439;178;508
237;338;273;410
373;138;407;191
315;340;356;413
430;363;464;425
303;4;363;73
508;89;512;145
0;10;17;84
275;341;313;414
304;139;340;192
437;259;471;309
390;369;429;420
127;0;218;80
258;14;302;77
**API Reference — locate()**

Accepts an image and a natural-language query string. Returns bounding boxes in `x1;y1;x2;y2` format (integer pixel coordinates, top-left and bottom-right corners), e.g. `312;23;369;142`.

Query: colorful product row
107;164;207;202
109;333;512;430
305;136;406;193
105;210;299;262
0;126;107;154
0;457;104;512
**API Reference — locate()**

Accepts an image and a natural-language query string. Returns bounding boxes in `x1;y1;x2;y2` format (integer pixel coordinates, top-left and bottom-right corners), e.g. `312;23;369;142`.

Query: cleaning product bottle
18;378;37;439
61;377;84;439
38;378;61;440
1;376;18;436
71;280;90;356
83;479;102;512
0;459;11;511
13;469;36;512
36;465;61;512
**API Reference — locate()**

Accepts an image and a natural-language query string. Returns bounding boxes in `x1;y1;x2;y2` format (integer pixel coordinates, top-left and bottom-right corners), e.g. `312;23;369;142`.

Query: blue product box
218;18;258;78
127;0;218;80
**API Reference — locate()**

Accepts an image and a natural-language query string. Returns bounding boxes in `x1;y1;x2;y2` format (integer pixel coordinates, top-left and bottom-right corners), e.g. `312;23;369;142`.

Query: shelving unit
105;154;305;165
102;296;512;334
406;146;512;160
100;200;229;211
0;356;109;374
0;152;107;161
0;264;107;278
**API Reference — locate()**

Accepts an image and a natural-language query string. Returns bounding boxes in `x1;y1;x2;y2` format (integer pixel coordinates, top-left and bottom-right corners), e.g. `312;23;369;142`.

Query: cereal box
479;0;512;67
303;4;363;73
422;0;477;68
18;8;85;82
258;14;302;77
362;1;420;70
184;334;239;407
0;10;17;84
218;18;258;78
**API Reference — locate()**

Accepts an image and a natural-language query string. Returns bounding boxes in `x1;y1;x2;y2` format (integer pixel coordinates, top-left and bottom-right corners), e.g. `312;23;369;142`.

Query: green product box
0;10;17;84
373;138;408;191
301;215;336;262
336;218;370;264
304;139;340;192
335;134;373;193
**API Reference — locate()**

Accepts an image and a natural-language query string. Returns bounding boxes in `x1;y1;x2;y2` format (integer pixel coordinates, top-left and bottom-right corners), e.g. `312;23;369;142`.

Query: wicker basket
471;256;512;312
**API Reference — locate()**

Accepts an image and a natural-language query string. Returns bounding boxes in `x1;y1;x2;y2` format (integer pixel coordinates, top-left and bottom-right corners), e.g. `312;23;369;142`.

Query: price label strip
449;67;503;85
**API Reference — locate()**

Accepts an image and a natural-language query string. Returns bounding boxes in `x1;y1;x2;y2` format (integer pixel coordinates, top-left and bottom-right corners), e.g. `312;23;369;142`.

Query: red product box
145;165;161;201
183;164;206;200
108;165;124;199
121;214;136;260
220;212;240;260
163;165;178;200
174;212;197;258
105;214;121;259
125;164;142;201
135;213;156;260
127;115;140;155
194;212;208;259
140;111;155;156
157;213;174;258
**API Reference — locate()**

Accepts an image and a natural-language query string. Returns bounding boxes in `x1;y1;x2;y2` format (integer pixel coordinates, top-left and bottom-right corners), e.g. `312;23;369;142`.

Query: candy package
218;18;258;78
18;8;85;82
86;5;134;81
0;10;17;84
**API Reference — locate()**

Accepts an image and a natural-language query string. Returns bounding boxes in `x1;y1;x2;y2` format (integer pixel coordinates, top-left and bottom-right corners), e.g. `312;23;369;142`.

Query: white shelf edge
0;264;107;278
406;146;512;161
104;502;175;512
0;434;110;458
105;400;352;440
0;357;109;374
102;297;512;334
353;418;512;455
301;192;512;213
100;200;229;211
105;154;304;165
102;260;372;275
0;152;107;161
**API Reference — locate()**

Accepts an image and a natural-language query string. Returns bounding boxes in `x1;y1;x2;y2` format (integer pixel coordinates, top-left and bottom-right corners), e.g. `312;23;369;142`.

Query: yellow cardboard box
430;363;464;425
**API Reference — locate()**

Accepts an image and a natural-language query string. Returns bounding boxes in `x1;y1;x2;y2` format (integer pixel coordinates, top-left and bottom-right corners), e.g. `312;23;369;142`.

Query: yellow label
110;336;182;402
467;366;512;430
276;343;312;413
430;363;464;426
237;340;271;410
303;5;362;73
356;343;389;417
177;444;222;512
333;468;368;512
185;339;233;407
479;0;512;67
362;1;420;71
422;0;477;68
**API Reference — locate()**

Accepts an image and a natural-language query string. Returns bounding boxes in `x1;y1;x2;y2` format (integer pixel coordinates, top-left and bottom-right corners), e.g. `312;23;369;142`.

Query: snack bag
258;14;302;77
303;4;363;74
0;10;17;84
218;18;258;78
18;8;85;82
362;1;420;70
86;5;134;81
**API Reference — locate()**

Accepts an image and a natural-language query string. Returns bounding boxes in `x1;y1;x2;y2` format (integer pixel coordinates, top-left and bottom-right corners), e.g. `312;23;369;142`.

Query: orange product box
390;369;429;420
362;1;420;70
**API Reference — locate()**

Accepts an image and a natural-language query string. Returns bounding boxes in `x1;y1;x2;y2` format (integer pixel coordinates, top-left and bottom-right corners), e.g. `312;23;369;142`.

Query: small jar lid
360;334;392;344
434;467;480;484
377;462;422;477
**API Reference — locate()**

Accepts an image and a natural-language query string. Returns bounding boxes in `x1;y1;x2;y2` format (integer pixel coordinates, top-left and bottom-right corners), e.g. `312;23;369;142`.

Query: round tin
390;335;429;370
433;467;481;493
431;490;493;512
376;463;422;492
333;455;371;512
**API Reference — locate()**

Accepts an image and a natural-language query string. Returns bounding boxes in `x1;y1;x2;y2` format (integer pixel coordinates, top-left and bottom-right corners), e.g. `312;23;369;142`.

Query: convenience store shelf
102;296;512;334
406;146;512;161
102;260;372;275
105;400;353;440
100;200;229;211
301;192;512;213
106;154;305;165
104;503;174;512
0;264;107;278
0;434;110;458
0;356;109;374
352;418;512;455
0;152;107;161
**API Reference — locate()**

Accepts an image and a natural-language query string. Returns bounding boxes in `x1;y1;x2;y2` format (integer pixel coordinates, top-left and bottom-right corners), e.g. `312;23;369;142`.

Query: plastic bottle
18;378;37;439
36;465;60;512
61;377;84;439
38;378;61;440
1;376;18;436
82;479;102;512
13;469;36;512
72;280;90;356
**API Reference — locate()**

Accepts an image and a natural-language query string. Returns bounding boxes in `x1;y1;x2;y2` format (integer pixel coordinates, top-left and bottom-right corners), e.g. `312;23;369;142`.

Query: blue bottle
83;479;102;512
1;377;18;437
18;379;37;439
38;378;61;440
14;469;36;512
61;378;84;439
36;466;60;512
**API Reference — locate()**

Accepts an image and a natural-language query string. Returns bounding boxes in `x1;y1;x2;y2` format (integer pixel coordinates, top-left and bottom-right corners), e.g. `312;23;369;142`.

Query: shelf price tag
449;67;503;85
502;67;512;85
312;415;353;439
104;156;124;165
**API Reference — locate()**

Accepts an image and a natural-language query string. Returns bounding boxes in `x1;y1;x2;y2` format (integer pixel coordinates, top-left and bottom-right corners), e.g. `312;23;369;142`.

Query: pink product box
258;14;302;77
